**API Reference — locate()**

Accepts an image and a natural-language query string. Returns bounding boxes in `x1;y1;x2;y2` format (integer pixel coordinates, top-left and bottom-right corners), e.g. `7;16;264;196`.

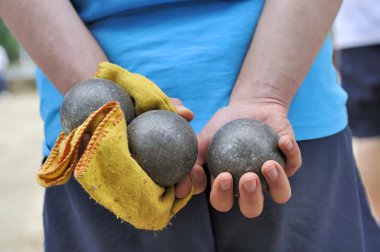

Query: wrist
229;78;298;110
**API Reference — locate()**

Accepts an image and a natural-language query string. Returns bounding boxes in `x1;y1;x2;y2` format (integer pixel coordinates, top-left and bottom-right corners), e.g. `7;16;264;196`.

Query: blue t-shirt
36;0;347;156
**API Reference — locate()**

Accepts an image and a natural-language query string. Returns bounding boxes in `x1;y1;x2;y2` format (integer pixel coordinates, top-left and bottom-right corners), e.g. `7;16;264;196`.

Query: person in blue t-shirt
1;0;380;251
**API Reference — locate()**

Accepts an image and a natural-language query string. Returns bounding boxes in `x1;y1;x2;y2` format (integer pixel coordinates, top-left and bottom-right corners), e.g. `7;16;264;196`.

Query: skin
180;0;343;217
1;0;343;218
0;0;203;197
0;1;107;94
353;137;380;223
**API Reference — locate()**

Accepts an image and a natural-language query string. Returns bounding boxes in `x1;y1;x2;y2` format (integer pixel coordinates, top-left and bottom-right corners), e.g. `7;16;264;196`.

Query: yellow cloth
37;62;194;230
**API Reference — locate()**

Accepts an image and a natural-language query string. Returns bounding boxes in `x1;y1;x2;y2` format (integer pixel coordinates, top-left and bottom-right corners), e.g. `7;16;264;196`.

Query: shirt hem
292;112;348;141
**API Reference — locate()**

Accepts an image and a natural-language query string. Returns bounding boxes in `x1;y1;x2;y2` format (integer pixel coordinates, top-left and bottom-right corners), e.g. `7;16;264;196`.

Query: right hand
197;100;302;218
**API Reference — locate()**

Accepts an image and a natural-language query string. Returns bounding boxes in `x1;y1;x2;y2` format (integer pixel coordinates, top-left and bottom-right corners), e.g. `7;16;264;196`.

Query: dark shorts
43;128;380;251
211;128;380;252
337;45;380;138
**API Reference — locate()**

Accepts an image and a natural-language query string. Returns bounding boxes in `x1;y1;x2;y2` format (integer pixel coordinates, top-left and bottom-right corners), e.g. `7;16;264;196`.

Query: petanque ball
60;78;135;135
127;110;198;187
208;118;285;193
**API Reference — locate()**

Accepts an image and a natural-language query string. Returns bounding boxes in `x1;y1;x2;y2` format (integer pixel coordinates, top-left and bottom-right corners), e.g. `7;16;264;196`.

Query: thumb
170;97;194;122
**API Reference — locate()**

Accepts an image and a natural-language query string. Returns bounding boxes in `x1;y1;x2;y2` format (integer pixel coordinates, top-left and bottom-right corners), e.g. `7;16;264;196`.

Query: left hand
197;100;302;218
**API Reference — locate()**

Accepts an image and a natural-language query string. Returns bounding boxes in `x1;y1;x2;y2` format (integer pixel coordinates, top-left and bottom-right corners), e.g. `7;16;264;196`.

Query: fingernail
243;179;256;193
285;138;293;150
266;166;278;181
220;178;231;191
192;169;203;182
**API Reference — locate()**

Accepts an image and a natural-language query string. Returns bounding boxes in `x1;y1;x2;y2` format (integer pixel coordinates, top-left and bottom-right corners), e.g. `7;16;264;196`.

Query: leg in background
353;136;380;223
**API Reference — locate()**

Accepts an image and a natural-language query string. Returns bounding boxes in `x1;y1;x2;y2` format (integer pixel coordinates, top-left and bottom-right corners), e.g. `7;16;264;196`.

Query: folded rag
37;62;194;230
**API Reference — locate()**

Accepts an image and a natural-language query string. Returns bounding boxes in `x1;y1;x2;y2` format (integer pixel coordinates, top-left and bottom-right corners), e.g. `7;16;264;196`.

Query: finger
210;172;234;212
169;97;194;121
262;160;291;204
175;105;194;122
189;164;207;195
175;175;192;199
170;98;183;106
279;135;302;177
238;172;264;218
78;133;91;158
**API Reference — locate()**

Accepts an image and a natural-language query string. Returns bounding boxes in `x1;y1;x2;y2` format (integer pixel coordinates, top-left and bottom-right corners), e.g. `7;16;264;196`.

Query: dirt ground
0;92;44;251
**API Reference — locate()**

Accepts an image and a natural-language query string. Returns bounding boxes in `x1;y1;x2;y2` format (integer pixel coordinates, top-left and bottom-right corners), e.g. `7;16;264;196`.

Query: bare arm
200;0;343;217
230;0;342;108
0;1;207;197
0;0;108;94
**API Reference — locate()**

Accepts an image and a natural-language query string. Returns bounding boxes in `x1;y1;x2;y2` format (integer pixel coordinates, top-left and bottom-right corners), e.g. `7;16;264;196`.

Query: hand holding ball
128;110;198;187
60;79;284;193
60;79;197;188
208;119;285;193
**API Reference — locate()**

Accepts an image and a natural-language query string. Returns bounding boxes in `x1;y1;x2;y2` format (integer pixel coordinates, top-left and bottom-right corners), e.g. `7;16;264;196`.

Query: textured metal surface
208;119;285;193
60;78;135;135
128;110;198;187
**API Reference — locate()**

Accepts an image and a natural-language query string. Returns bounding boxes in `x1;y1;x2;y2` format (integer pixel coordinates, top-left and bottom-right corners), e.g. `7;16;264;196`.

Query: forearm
230;0;342;109
0;0;108;94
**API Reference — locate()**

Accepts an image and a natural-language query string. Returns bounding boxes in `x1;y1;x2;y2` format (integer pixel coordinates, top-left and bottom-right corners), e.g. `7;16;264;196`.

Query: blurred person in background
334;0;380;223
0;44;9;94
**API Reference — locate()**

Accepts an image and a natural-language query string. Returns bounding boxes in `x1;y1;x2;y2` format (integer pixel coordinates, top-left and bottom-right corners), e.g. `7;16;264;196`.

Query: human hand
169;98;207;198
77;98;207;198
197;99;302;218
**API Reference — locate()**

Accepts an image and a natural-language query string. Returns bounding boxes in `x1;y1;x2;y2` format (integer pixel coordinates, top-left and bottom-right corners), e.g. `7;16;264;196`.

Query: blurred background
0;19;44;251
